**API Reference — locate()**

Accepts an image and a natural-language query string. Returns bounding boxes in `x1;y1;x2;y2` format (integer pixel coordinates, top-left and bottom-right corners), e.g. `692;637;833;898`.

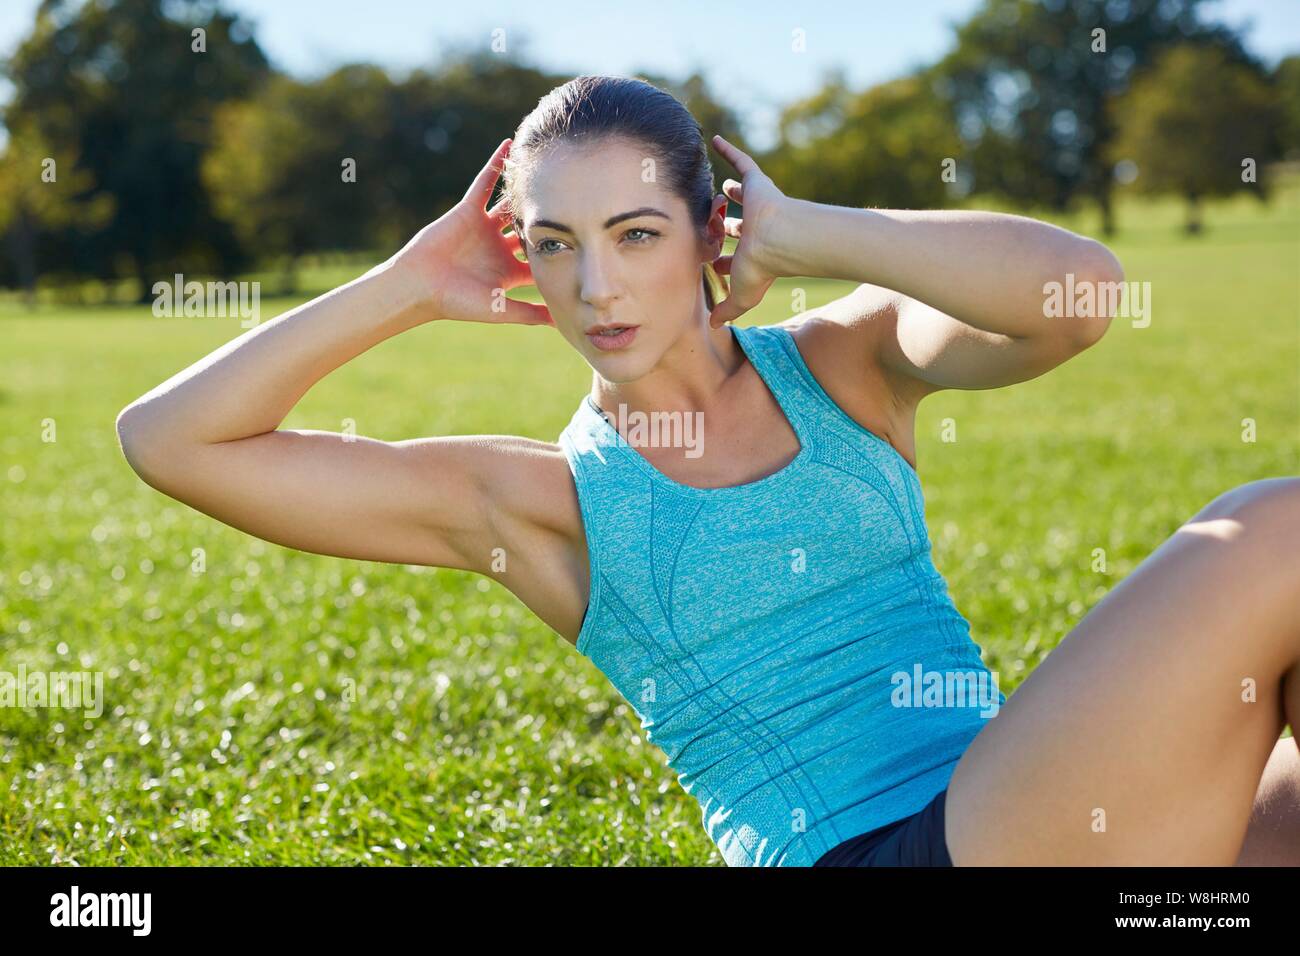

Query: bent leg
945;478;1300;865
1235;729;1300;865
1235;655;1300;865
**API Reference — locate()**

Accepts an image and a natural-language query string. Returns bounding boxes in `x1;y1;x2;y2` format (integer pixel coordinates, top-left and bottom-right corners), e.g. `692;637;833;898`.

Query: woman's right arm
115;139;576;581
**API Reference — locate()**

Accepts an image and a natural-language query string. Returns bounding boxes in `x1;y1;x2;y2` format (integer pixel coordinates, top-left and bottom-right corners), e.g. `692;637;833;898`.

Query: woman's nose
578;253;621;307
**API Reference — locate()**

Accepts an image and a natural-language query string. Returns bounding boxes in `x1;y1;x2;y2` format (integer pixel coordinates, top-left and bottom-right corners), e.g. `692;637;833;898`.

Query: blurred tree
1109;44;1281;234
935;0;1254;234
377;53;561;246
203;66;396;292
3;0;269;298
203;53;563;287
1275;55;1300;162
764;68;963;210
0;120;113;302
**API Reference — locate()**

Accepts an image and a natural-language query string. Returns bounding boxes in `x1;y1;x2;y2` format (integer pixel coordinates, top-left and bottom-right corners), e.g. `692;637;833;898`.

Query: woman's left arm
767;204;1123;343
776;205;1124;396
709;135;1125;396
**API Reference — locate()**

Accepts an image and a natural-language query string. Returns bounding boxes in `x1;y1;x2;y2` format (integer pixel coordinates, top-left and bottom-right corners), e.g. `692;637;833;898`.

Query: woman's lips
586;326;639;351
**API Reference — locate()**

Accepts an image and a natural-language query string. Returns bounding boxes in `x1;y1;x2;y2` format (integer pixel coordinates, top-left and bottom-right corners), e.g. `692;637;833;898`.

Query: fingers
464;138;512;209
708;295;742;329
723;216;743;238
711;254;733;276
501;298;554;326
721;178;743;202
711;134;757;175
709;287;756;329
708;269;772;328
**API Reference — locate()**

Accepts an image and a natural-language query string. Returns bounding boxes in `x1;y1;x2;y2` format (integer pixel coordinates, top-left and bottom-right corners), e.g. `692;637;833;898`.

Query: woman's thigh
944;477;1300;866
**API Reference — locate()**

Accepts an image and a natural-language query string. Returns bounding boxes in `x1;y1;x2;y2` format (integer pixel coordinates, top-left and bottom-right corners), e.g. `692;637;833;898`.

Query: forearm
118;260;429;447
768;199;1122;339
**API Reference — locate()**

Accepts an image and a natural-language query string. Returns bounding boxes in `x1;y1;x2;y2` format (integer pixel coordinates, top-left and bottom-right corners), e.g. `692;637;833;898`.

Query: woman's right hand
386;138;553;327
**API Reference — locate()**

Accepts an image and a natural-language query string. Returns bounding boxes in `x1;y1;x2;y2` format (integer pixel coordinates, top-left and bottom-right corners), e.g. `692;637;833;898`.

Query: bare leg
1236;658;1300;865
944;477;1300;865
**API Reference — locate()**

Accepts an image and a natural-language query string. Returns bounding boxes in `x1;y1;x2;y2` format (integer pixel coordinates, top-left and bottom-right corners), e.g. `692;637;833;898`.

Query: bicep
121;426;542;572
863;285;1091;399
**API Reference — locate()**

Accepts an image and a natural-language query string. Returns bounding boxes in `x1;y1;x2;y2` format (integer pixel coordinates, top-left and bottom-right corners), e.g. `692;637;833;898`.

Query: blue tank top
557;322;1005;866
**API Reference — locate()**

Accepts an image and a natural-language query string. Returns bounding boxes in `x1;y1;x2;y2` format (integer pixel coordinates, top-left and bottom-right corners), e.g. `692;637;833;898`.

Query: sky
0;0;1296;149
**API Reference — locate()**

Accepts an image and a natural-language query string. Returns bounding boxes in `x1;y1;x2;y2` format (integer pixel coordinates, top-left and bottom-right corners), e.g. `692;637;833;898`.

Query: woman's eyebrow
530;207;671;234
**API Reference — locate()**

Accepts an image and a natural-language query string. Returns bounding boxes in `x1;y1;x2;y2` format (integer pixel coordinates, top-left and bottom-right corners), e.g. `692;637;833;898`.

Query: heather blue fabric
557;323;1005;866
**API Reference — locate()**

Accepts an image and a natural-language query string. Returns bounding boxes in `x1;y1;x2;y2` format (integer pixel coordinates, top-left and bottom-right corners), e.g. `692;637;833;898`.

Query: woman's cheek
648;246;694;305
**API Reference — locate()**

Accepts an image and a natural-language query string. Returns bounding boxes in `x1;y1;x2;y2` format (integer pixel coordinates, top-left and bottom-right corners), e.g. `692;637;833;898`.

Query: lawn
1;179;1297;865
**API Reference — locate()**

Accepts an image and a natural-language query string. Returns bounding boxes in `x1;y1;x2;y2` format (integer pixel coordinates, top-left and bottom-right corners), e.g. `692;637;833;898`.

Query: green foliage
0;0;1287;293
200;56;652;281
1110;43;1281;232
1274;55;1300;160
0;120;114;294
2;0;270;290
933;0;1254;230
763;70;964;208
202;68;395;268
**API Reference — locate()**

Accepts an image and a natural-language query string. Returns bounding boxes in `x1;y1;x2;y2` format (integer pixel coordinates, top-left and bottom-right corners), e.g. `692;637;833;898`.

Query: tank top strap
730;323;831;451
734;322;923;490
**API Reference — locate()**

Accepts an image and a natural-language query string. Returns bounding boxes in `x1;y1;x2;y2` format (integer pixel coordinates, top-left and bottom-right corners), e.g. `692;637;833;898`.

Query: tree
764;68;964;210
3;0;270;298
203;67;397;292
0;121;113;301
1275;55;1300;161
1109;43;1281;234
935;0;1254;233
202;54;564;287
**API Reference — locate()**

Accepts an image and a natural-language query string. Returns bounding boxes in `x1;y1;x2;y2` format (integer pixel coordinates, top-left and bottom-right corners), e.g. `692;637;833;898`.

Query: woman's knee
1183;478;1300;627
1194;477;1300;534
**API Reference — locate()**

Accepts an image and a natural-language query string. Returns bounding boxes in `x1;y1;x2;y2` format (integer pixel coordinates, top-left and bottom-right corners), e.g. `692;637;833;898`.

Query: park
1;0;1296;880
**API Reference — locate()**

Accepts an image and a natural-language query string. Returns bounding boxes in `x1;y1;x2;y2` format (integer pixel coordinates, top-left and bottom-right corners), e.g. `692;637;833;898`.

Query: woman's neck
590;321;744;421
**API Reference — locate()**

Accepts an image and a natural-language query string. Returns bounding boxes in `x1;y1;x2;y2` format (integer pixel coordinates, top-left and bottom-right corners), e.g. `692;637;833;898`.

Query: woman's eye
534;229;657;255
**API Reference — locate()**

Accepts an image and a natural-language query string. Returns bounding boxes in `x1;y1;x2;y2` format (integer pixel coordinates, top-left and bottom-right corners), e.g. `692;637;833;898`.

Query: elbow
1079;237;1125;289
115;404;147;475
116;402;168;487
1062;238;1124;349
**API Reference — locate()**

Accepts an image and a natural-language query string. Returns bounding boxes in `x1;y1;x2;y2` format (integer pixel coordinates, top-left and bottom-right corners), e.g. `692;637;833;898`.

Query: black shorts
813;786;954;866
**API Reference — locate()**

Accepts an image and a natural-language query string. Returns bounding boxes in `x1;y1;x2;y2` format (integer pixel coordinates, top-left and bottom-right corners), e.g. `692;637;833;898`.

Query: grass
1;179;1297;865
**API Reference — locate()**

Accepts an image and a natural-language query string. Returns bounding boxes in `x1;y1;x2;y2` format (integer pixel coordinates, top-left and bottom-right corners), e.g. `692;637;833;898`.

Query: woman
117;75;1300;867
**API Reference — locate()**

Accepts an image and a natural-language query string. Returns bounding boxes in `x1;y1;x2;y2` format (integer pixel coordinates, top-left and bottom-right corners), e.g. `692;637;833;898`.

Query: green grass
2;181;1297;865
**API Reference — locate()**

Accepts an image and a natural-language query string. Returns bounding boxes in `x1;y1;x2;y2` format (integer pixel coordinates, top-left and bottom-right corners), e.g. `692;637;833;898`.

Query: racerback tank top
557;322;1005;866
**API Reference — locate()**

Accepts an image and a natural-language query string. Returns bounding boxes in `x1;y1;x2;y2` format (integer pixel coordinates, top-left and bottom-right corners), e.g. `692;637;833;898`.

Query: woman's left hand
708;134;791;328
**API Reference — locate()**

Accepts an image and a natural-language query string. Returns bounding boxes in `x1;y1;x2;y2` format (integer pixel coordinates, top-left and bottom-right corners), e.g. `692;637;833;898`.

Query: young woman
117;75;1300;867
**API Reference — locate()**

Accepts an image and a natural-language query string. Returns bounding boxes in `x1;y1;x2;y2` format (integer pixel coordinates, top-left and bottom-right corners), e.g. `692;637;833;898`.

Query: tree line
1;0;1295;301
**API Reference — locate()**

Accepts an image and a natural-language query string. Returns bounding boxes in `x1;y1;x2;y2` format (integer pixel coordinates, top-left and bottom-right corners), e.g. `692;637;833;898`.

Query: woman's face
515;137;725;383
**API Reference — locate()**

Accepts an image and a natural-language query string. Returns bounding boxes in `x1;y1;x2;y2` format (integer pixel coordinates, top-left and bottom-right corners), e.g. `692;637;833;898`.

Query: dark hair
501;75;728;311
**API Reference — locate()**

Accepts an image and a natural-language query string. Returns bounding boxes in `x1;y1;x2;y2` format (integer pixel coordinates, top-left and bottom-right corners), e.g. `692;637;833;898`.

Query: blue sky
1;0;1296;148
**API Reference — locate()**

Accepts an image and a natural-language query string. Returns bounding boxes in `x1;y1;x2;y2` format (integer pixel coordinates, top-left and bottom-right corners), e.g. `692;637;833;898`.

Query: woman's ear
705;194;728;258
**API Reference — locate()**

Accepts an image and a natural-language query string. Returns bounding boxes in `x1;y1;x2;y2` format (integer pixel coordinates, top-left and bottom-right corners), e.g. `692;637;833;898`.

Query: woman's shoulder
768;293;921;470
